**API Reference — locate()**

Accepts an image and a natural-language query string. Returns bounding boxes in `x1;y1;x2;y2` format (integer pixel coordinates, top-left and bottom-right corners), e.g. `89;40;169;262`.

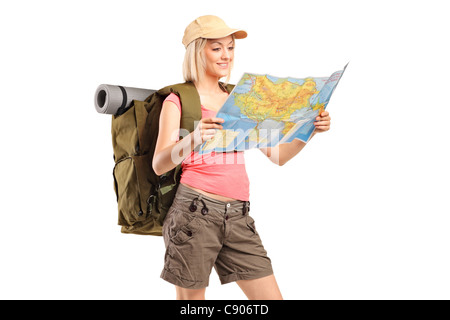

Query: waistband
174;183;250;215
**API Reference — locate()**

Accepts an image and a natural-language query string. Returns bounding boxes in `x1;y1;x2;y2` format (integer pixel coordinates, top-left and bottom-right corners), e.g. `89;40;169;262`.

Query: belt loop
242;201;250;215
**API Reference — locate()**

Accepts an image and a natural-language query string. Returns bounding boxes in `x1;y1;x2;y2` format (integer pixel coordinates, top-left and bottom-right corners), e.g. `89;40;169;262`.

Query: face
203;35;234;79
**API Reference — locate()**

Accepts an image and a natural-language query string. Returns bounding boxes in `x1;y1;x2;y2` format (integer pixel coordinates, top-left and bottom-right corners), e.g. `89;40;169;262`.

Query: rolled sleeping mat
94;84;156;115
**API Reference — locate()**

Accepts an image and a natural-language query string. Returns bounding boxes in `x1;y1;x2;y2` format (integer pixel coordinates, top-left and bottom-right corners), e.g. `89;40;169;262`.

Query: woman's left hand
314;110;331;132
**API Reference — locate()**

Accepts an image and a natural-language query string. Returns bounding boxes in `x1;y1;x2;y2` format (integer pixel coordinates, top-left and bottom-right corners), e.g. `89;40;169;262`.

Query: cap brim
204;28;247;40
232;29;247;39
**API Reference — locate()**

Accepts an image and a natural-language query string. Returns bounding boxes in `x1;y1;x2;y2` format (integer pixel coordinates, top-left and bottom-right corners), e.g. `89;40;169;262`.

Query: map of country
234;74;324;136
198;65;348;154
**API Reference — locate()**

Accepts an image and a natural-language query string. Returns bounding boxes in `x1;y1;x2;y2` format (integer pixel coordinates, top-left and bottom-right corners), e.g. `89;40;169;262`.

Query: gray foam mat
94;84;155;115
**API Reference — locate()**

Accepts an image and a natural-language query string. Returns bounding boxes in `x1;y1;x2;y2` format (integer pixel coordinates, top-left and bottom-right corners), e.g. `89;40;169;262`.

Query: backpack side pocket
113;156;146;227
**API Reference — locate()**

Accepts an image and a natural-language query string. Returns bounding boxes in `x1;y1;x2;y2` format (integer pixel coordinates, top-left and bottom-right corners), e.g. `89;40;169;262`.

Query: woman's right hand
192;117;224;147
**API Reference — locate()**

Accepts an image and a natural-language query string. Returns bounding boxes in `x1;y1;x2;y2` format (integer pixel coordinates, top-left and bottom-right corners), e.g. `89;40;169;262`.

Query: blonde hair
183;38;207;84
182;35;235;86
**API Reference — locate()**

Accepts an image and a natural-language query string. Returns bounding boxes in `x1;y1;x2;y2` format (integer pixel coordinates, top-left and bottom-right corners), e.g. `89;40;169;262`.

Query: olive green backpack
111;82;234;236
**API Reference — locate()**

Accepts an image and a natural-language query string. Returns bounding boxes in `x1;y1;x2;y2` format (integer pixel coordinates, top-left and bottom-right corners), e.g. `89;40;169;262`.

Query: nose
222;48;231;60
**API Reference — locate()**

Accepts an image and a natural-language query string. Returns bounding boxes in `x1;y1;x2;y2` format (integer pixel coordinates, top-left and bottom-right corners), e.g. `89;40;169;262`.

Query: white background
1;0;449;300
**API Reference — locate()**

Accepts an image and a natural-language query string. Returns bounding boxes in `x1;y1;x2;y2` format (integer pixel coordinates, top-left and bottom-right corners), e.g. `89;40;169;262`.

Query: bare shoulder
154;100;182;154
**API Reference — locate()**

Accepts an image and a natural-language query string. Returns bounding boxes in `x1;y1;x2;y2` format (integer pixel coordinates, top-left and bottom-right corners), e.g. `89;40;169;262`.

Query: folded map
199;63;348;154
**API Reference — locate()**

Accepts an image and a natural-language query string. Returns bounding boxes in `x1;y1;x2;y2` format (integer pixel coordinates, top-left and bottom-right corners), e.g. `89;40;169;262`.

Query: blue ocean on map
232;80;252;94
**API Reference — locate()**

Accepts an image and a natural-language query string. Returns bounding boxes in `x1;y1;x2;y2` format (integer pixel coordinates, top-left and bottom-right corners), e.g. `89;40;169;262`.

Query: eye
228;46;235;51
212;48;221;52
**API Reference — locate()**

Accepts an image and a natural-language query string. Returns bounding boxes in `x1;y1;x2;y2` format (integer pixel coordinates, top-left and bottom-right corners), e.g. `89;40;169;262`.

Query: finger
203;133;216;141
317;111;330;119
203;129;218;135
201;118;224;128
314;121;330;126
204;117;224;124
316;115;331;121
202;124;223;130
203;123;223;129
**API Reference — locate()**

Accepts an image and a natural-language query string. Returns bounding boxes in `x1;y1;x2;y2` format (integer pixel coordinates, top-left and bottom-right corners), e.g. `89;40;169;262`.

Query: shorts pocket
246;215;257;235
170;214;203;245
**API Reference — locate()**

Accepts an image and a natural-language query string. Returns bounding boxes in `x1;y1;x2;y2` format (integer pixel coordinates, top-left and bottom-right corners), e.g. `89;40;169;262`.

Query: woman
153;15;331;300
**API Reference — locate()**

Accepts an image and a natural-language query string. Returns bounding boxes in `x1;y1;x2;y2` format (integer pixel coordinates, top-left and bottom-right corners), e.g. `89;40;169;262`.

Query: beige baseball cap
182;15;247;48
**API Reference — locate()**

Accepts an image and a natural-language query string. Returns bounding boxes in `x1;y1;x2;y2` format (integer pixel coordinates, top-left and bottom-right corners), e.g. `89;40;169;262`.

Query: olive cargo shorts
161;183;273;289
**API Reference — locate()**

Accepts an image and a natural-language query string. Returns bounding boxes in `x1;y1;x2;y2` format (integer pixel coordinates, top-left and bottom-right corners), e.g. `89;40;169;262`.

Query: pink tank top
164;93;250;201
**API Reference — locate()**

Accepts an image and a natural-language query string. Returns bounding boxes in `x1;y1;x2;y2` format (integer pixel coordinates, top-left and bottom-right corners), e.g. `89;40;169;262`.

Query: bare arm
152;100;223;176
259;110;330;166
259;132;315;166
152;100;193;176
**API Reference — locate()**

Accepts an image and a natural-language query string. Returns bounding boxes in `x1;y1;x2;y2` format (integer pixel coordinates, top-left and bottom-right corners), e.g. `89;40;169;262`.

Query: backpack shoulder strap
221;82;235;94
155;82;202;134
153;81;235;135
171;82;202;134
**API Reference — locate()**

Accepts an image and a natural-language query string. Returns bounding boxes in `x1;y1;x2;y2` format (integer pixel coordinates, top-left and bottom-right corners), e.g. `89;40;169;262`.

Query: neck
194;73;224;95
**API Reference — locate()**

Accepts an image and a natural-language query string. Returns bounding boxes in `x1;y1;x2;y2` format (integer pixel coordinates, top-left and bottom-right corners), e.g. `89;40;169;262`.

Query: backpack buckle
147;194;156;214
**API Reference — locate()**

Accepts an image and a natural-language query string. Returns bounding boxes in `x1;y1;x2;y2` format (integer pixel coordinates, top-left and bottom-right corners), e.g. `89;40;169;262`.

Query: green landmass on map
234;74;325;136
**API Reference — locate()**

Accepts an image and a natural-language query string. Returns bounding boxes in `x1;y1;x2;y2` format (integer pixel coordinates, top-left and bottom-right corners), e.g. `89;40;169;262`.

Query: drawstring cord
189;194;209;215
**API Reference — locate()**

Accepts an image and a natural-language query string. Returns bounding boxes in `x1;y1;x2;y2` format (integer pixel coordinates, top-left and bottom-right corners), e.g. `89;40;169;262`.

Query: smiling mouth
217;63;229;68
